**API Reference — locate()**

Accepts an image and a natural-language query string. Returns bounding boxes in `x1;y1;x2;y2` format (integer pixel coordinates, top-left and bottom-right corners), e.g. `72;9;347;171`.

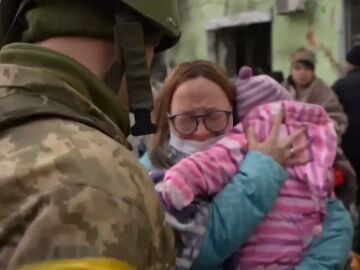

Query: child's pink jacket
157;100;337;269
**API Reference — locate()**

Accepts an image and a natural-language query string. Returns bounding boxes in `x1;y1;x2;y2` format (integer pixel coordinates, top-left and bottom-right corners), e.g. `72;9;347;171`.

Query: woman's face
170;77;233;141
291;62;315;88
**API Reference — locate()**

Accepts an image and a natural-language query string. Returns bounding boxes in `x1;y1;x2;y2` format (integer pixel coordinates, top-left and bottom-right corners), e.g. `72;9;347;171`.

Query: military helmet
0;0;181;136
122;0;180;51
0;0;180;51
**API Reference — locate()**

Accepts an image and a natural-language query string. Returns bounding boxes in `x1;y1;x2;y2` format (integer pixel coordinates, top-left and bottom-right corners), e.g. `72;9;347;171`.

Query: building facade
173;0;359;84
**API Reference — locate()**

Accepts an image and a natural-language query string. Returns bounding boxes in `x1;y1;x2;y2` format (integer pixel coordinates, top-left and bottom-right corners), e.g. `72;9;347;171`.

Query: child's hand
149;170;166;184
247;113;310;167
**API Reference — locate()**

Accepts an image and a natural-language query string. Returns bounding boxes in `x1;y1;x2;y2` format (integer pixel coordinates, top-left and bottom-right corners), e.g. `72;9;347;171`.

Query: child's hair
236;66;293;120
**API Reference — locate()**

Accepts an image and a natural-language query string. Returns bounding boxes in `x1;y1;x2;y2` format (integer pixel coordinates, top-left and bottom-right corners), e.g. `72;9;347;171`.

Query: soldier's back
0;118;175;270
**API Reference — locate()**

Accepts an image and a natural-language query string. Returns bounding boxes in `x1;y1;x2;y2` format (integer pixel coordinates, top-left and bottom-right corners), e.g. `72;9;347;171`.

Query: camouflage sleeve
0;119;175;270
8;183;174;270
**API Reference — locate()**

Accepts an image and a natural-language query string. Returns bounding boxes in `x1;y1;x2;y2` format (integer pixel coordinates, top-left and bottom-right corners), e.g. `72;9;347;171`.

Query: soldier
0;0;180;269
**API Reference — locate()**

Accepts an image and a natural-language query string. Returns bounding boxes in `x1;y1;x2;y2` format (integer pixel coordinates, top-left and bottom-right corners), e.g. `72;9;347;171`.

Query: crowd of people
0;0;358;270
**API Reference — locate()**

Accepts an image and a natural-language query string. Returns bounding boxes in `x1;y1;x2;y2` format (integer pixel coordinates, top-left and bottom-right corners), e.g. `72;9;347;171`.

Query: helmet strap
104;13;156;136
2;0;33;47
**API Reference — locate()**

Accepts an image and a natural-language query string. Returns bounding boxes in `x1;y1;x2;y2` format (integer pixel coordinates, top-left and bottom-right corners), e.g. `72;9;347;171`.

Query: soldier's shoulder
0;118;174;269
0;118;152;195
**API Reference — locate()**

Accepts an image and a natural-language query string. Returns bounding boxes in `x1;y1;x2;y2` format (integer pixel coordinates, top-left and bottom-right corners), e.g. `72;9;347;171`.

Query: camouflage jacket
0;43;175;270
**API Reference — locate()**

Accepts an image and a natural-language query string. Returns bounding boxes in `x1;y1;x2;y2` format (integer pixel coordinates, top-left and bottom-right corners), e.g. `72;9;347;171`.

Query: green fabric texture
0;43;130;135
22;1;114;42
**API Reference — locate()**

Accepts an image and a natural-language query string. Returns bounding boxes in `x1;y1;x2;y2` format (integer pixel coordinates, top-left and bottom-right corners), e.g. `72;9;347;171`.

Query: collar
0;43;130;136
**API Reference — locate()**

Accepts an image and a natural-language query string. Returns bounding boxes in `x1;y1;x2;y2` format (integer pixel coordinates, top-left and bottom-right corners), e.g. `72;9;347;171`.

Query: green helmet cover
0;0;181;136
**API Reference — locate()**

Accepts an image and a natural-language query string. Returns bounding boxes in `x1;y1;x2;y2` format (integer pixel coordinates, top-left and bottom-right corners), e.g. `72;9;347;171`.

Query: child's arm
157;126;248;210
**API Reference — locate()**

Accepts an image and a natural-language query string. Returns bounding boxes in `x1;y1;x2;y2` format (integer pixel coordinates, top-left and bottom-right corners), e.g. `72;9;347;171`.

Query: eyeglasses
168;110;233;136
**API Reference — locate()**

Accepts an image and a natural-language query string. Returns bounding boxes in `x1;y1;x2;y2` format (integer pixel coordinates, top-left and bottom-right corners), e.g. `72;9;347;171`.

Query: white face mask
169;133;224;155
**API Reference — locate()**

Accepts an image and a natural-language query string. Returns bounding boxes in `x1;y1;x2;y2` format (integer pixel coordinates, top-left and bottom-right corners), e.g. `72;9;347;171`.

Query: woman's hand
247;113;310;167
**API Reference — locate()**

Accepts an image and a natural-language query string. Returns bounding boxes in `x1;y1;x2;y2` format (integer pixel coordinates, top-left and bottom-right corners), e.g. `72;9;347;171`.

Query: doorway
233;22;272;75
206;11;272;78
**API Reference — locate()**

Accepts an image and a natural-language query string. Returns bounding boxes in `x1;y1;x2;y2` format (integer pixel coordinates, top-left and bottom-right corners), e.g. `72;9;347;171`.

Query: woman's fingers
285;141;311;167
246;126;257;148
247;113;311;168
283;128;306;149
269;113;284;141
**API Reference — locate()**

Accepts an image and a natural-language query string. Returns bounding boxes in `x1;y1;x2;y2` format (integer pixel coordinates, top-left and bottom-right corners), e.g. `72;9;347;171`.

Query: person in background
283;47;357;210
333;45;360;196
283;47;348;138
333;45;360;270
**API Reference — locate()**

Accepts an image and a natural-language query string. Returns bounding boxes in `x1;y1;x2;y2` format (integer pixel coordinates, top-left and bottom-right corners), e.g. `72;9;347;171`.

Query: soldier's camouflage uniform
0;43;175;269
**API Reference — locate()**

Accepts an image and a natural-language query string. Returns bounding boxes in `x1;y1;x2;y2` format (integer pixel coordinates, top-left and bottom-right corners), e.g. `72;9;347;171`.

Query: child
155;67;338;270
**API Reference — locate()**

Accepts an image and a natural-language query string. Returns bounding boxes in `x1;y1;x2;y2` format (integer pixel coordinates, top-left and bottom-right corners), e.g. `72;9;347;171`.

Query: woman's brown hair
149;60;236;169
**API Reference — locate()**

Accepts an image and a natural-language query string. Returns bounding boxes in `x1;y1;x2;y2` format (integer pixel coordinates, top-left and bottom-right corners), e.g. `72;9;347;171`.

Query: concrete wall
175;0;225;62
175;0;272;62
272;0;345;84
174;0;345;84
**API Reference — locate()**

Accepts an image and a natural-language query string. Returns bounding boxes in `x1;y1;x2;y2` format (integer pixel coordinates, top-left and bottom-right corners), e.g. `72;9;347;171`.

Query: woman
283;47;357;210
283;47;348;137
141;60;352;270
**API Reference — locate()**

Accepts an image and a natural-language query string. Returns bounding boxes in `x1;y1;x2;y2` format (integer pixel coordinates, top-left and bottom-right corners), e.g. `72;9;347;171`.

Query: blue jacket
140;151;353;270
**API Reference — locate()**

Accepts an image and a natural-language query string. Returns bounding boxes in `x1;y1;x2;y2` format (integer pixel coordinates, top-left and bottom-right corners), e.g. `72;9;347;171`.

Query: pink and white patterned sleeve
156;125;248;210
